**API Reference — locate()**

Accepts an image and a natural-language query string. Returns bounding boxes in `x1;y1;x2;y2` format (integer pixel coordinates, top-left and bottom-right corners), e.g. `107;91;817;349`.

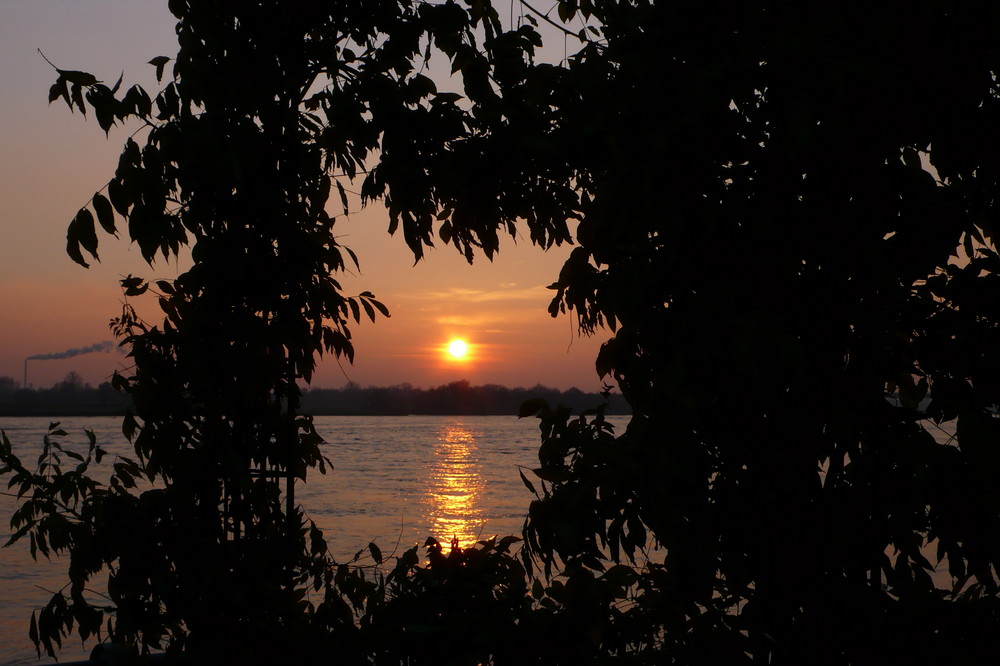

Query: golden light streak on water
427;423;486;548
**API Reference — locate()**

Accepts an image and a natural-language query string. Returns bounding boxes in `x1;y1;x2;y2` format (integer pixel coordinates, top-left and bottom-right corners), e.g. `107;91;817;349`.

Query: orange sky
0;2;611;391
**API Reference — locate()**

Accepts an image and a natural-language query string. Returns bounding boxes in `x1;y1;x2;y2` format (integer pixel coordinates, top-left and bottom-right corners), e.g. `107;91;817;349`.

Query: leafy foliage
503;1;1000;663
10;0;553;660
10;0;1000;663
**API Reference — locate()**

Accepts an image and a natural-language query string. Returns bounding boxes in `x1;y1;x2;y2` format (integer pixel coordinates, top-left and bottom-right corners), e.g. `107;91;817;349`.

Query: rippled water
304;415;552;558
0;414;608;664
0;414;952;663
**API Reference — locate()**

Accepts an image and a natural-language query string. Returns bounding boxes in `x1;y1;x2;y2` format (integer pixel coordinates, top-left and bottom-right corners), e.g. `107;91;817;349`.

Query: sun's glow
447;339;469;358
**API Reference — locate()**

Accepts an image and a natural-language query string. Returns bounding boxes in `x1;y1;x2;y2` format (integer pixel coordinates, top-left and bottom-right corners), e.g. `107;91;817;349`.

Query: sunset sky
0;2;610;391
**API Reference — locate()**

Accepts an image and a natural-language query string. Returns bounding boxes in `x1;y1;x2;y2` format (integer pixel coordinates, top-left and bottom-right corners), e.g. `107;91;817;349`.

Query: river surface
0;414;614;664
0;414;954;664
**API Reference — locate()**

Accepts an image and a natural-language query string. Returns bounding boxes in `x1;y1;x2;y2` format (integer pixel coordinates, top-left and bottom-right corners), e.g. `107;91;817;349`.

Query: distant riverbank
0;379;629;417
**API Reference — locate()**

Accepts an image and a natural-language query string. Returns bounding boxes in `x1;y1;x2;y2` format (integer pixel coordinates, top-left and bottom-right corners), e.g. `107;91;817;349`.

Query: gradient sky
0;1;610;391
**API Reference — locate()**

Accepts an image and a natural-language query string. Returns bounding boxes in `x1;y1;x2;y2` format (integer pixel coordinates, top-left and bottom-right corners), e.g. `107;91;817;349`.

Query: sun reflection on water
426;422;486;548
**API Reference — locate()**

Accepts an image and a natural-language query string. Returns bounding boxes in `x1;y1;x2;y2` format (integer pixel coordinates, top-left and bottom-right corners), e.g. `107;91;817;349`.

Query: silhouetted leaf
519;468;538;496
123;85;152;118
148;56;170;83
57;69;98;87
361;299;376;322
122;411;137;442
345;246;360;271
67;209;98;266
92;193;116;235
65;237;88;268
47;80;67;105
29;611;38;651
336;180;349;215
121;276;148;297
518;398;549;418
532;467;571;483
431;92;463;105
557;2;576;22
439;219;453;244
69;83;87;116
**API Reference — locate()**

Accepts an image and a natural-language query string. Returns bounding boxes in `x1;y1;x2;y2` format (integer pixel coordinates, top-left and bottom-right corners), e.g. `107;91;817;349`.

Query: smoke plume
27;341;115;361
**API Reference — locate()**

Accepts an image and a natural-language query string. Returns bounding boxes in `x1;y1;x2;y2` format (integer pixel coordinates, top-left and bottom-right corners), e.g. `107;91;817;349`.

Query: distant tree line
0;372;130;416
301;380;629;416
0;374;625;417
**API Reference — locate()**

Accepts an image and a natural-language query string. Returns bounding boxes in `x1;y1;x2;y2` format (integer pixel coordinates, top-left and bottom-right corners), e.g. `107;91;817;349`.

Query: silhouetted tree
53;371;87;394
493;2;1000;663
3;1;547;660
0;376;17;397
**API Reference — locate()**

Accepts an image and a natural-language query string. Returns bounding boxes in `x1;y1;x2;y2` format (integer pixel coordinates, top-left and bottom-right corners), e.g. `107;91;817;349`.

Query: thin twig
37;48;60;72
518;0;601;46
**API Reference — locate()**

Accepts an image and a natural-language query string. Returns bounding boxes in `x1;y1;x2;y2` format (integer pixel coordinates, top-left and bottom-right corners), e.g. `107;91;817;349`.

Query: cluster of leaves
8;0;567;659
508;1;1000;663
1;424;122;656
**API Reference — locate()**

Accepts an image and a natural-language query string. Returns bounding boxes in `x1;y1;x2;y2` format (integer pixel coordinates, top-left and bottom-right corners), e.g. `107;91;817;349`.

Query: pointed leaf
336;180;349;215
107;179;131;216
531;577;544;599
71;84;86;115
345;246;360;271
58;70;99;87
29;611;38;650
92;193;116;235
532;467;571;483
66;237;88;268
73;209;99;259
518;468;538;496
47;80;66;104
122;411;137;442
66;209;98;267
518;398;550;418
439;220;453;244
361;299;376;322
148;56;170;83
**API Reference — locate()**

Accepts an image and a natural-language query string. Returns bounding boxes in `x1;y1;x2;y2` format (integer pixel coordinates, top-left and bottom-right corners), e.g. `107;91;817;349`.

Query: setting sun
447;339;469;359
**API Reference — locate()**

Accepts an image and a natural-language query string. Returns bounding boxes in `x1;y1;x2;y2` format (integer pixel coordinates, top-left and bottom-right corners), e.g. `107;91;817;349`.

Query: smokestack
23;341;116;388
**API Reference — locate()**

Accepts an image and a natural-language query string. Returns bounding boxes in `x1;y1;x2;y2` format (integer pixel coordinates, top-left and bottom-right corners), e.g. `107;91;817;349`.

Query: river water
0;414;610;664
0;414;955;664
